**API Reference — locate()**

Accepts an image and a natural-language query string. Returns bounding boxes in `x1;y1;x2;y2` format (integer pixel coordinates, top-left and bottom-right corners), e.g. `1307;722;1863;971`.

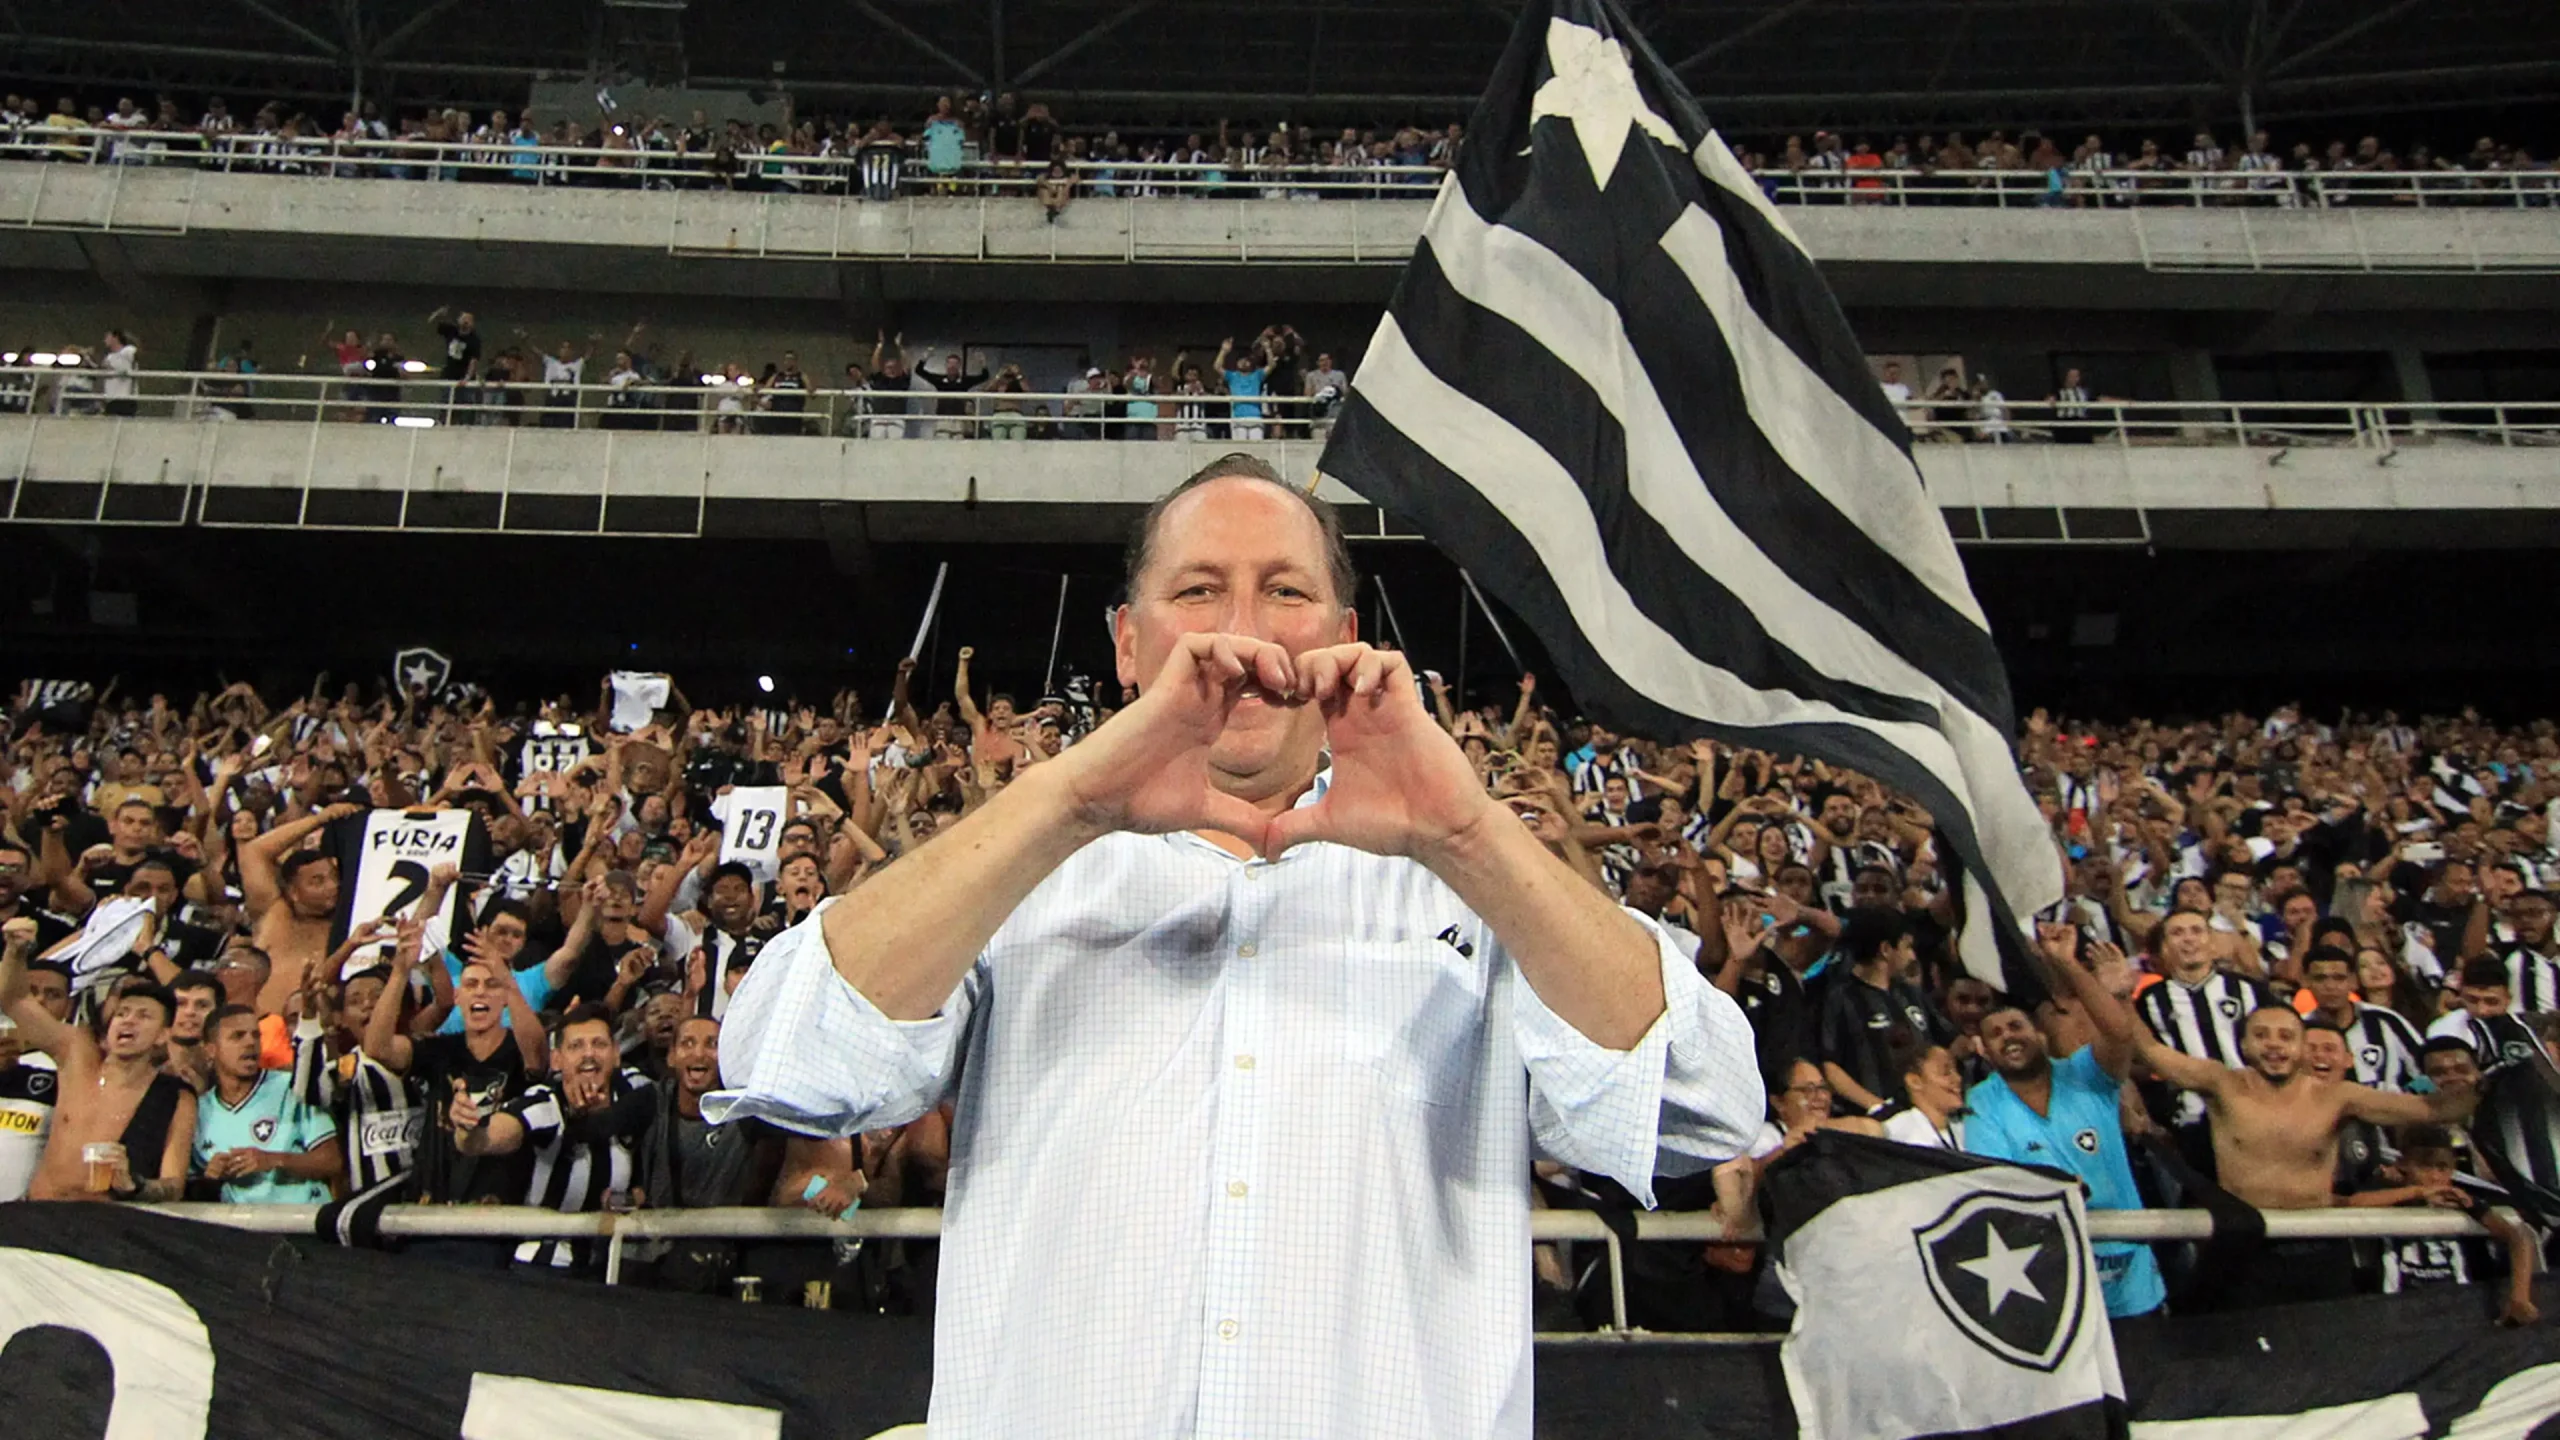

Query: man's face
2242;1009;2303;1080
23;968;69;1023
2161;912;2213;981
1820;794;1856;837
2424;1048;2481;1097
2213;874;2253;913
1623;868;1674;915
778;823;819;860
341;974;386;1034
1601;776;1628;811
212;947;265;1006
2516;897;2556;947
2300;1026;2349;1083
2281;893;2319;932
1113;476;1355;790
1945;978;1993;1034
2485;867;2523;907
110;803;159;852
456;963;504;1034
2465;982;2512;1019
708;875;757;929
641;992;684;1047
2442;864;2477;902
210;1012;263;1083
597;884;635;924
287;858;339;917
1980;1009;2045;1077
778;856;825;908
554;1019;617;1102
670;1018;720;1096
479;914;528;965
1851;868;1896;909
102;994;169;1059
121;867;178;913
2305;961;2355;1014
0;845;26;905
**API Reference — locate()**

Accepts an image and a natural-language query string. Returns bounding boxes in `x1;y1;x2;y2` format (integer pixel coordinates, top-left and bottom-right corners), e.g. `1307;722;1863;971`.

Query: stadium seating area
6;655;2558;1321
4;90;2553;207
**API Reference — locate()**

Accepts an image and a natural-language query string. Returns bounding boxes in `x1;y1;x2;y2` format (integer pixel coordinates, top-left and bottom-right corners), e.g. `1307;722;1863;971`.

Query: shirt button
1236;942;1257;958
1216;1319;1240;1342
1234;1054;1255;1070
1227;1180;1248;1199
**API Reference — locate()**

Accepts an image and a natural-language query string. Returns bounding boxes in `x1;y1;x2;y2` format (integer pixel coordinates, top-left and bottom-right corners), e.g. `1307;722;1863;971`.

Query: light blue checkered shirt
707;777;1764;1439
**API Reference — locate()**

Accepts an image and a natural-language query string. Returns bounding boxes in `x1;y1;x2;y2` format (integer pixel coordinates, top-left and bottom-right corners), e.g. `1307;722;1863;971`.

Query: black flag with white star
1763;1131;2127;1439
1316;0;2061;998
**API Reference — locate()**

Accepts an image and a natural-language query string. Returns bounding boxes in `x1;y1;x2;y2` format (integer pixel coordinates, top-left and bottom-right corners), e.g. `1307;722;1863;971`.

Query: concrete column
2391;346;2439;422
2167;348;2222;441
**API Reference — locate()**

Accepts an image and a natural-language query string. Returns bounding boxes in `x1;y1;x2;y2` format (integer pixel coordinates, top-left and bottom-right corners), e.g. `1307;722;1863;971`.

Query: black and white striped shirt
290;1020;422;1194
2503;944;2560;1016
2338;1003;2427;1092
504;1069;654;1269
2136;971;2268;1124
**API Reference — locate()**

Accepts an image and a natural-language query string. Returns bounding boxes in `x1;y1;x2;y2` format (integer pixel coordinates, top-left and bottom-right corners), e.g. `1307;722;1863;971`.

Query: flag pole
1459;569;1524;673
886;561;949;722
1041;573;1070;696
1372;574;1412;655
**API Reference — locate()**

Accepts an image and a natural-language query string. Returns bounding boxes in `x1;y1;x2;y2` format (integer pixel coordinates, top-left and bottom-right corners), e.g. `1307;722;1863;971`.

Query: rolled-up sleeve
701;899;980;1137
1512;908;1766;1207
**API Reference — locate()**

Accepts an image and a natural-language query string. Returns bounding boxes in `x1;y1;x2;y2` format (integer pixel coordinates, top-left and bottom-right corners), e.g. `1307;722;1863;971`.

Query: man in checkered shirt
712;453;1764;1439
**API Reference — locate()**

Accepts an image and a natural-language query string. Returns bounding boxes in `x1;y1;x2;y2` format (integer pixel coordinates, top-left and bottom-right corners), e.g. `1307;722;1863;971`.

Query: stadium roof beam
1011;0;1167;88
227;0;343;58
2262;0;2433;80
1673;0;1825;77
369;0;474;64
848;1;984;88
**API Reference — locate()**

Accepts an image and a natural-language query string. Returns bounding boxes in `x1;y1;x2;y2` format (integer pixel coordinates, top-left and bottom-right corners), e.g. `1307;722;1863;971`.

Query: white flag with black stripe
1316;0;2061;991
1765;1132;2126;1439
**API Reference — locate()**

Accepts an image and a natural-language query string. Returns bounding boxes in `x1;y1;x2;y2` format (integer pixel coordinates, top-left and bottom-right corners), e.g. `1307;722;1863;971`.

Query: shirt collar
1165;764;1329;860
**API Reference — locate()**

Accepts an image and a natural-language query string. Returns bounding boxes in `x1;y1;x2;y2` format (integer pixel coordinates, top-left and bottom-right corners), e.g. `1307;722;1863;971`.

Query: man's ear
1111;604;1139;692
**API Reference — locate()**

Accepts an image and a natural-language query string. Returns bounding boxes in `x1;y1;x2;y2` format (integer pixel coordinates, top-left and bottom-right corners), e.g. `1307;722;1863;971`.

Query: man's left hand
1264;644;1495;864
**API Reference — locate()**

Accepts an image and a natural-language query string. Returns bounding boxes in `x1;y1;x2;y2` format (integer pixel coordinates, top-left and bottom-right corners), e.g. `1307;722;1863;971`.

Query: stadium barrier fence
134;1199;2530;1339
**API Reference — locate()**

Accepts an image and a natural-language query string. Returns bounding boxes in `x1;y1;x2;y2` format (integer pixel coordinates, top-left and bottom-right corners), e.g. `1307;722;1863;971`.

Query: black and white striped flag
1317;0;2061;991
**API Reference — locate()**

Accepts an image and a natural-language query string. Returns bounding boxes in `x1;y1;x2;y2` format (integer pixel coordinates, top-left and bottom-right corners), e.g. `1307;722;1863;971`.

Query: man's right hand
1;915;36;955
1048;633;1298;846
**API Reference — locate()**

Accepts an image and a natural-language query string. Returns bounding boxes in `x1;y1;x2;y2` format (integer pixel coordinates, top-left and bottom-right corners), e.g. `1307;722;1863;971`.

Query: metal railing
7;367;2557;450
5;126;2556;210
135;1200;2524;1338
0;363;1334;441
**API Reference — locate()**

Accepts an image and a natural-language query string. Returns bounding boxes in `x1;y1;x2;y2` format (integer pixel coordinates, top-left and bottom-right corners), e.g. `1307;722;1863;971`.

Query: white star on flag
1530;17;1684;190
403;661;435;689
1957;1226;2045;1315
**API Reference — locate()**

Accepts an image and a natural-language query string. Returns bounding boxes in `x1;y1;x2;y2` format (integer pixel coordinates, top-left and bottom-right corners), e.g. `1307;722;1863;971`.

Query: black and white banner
327;809;493;969
716;786;790;885
6;1207;2560;1438
1765;1132;2124;1438
1315;0;2060;995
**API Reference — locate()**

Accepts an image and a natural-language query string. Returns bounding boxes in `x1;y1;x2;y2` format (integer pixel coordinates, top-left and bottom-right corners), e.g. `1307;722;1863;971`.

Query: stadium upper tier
3;131;2556;282
6;371;2556;548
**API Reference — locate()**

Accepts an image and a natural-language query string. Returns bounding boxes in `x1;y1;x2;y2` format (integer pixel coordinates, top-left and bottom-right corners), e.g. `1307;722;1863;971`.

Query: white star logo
1530;17;1684;191
1957;1225;2046;1316
403;661;434;689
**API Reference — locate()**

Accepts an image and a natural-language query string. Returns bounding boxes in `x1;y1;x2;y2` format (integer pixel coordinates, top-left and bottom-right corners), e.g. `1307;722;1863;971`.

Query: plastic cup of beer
82;1142;121;1194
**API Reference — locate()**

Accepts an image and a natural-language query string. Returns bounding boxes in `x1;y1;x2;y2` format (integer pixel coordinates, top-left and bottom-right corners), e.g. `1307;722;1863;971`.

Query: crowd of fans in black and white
7;640;2560;1327
2;87;2551;207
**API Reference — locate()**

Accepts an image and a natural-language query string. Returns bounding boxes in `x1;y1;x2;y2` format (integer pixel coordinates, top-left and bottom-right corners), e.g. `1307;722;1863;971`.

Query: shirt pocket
1342;939;1492;1108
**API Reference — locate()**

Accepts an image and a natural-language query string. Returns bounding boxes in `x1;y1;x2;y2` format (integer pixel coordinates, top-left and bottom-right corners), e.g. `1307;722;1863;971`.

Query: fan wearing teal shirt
193;1006;340;1204
1961;995;2167;1319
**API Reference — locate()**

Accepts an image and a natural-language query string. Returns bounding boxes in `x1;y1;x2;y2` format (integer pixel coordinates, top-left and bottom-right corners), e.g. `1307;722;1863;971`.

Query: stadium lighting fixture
391;415;437;428
401;360;430;374
27;352;58;365
757;675;775;693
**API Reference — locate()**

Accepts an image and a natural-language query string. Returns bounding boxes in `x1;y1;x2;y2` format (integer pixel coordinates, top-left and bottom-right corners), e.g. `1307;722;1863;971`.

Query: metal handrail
5;126;2556;208
7;369;2554;449
134;1200;2523;1337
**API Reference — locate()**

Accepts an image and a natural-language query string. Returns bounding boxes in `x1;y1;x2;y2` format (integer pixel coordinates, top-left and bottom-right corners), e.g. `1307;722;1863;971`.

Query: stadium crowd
2;87;2551;206
5;577;2560;1325
0;316;1350;443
